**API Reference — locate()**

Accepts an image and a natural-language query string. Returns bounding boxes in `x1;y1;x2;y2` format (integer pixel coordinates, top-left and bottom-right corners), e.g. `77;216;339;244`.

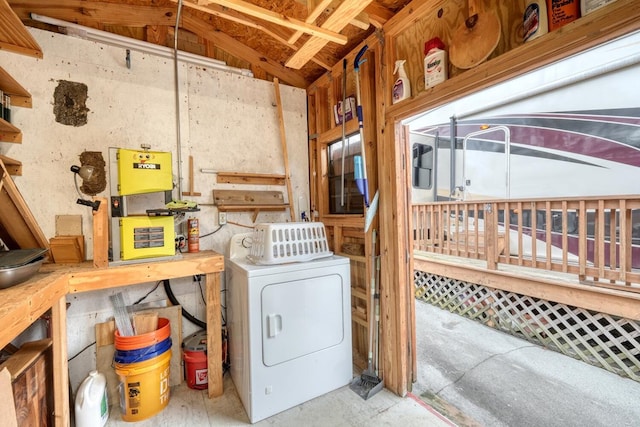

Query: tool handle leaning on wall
353;44;370;207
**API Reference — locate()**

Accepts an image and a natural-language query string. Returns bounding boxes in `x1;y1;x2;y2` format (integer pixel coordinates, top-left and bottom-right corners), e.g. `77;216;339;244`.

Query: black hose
162;279;206;329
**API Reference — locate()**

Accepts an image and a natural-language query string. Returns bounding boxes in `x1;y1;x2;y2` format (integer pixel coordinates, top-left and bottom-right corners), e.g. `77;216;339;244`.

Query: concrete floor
412;300;640;427
106;299;640;426
106;370;455;426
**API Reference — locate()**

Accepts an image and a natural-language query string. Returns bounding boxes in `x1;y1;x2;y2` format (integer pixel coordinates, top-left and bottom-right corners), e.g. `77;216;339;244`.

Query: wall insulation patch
53;80;89;126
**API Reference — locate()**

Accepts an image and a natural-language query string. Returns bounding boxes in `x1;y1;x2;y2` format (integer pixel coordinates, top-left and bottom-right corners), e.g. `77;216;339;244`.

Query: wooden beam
286;0;373;69
273;78;296;221
205;271;223;398
10;0;177;27
180;3;333;70
287;0;333;44
183;0;347;45
181;13;308;88
323;1;372;31
364;2;395;29
414;256;640;321
51;296;69;427
350;11;371;31
92;197;108;268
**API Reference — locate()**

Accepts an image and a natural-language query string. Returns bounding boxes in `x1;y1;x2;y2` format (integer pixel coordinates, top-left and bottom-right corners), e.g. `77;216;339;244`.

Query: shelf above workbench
213;189;289;222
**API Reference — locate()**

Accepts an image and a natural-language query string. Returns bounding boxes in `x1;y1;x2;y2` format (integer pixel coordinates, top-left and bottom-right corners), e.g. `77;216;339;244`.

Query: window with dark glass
327;133;364;214
412;143;433;190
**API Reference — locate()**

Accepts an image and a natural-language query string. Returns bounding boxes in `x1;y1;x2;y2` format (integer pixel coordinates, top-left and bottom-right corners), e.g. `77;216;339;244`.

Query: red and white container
182;330;208;390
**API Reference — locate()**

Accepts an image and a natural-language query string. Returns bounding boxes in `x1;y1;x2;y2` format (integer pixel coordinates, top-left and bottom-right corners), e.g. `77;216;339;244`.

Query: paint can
188;217;199;253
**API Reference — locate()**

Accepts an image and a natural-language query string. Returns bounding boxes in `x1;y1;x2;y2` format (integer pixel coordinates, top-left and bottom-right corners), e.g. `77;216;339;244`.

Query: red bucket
183;350;208;390
182;330;208;390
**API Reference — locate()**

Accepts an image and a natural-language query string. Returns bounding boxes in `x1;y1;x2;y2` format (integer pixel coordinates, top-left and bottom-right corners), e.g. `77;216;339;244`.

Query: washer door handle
267;314;282;338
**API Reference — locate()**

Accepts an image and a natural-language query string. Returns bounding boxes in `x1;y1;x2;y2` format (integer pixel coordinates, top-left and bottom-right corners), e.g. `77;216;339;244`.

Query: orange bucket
115;317;170;351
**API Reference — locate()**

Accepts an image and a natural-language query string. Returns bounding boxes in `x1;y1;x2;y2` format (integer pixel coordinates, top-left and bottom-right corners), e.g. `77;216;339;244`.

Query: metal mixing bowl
0;257;45;289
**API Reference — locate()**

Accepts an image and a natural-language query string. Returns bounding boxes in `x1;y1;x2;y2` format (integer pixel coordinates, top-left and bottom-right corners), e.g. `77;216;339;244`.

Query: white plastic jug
75;370;109;427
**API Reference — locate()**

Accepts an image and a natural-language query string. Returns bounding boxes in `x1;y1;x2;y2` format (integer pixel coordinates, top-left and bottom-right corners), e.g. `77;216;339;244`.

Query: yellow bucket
114;349;171;422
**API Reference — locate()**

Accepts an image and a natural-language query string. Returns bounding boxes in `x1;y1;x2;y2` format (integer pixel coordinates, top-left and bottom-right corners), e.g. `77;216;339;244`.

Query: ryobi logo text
133;163;161;170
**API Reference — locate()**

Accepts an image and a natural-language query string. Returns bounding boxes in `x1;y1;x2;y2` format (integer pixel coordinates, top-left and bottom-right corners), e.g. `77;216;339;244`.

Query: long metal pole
174;0;184;198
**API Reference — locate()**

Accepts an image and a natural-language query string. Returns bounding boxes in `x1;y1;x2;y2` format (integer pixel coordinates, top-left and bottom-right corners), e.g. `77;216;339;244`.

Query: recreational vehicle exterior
408;30;640;267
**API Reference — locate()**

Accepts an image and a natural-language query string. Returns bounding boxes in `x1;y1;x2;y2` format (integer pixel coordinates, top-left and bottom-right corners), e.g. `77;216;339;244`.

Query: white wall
0;28;308;391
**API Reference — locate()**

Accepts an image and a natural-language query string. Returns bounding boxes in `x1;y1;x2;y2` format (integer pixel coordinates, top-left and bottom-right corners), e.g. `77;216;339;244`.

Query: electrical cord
199;224;224;239
228;220;253;229
132;280;161;305
68;341;95;362
163;279;207;329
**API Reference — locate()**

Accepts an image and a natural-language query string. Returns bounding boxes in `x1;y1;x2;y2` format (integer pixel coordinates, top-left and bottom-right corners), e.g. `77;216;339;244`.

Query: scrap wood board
213;189;286;208
216;172;285;186
95;305;182;407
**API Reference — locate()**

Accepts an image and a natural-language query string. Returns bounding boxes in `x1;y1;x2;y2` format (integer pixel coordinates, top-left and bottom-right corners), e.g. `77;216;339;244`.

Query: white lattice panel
414;271;640;381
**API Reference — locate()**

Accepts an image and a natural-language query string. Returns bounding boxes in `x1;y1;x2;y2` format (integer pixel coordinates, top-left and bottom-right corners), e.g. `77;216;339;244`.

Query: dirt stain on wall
53;80;89;126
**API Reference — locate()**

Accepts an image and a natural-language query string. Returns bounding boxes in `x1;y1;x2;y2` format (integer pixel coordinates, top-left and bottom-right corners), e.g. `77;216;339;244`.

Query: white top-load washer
226;232;352;423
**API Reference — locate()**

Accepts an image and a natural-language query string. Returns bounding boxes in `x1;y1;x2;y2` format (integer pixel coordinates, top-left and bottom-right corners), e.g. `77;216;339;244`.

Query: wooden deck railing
412;196;640;288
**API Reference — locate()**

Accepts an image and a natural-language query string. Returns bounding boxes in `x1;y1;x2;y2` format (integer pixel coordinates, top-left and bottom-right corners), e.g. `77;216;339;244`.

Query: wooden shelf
0;157;48;249
0;67;32;108
213;189;289;221
0;118;22;143
0;154;21;175
217;172;286;186
0;0;42;59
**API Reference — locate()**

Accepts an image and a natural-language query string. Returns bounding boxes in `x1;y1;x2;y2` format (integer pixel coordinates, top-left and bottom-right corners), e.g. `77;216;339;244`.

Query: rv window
412;143;433;190
327;133;364;214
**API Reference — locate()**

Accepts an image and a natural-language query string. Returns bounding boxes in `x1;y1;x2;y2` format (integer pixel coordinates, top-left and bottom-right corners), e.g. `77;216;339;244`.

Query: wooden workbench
0;250;224;427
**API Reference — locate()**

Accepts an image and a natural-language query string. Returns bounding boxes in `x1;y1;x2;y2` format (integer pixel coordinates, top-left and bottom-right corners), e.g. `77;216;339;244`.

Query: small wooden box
49;235;84;263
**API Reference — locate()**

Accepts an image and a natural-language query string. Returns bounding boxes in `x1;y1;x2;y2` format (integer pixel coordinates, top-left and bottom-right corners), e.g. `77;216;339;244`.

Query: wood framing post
377;35;413;396
485;203;498;270
93;197;108;268
206;272;223;398
273;78;296;221
52;296;69;427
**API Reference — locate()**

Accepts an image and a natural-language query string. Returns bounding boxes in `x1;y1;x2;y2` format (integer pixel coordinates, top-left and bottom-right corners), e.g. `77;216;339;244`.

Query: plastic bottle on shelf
580;0;616;15
523;0;549;42
423;37;447;89
546;0;580;32
392;60;411;104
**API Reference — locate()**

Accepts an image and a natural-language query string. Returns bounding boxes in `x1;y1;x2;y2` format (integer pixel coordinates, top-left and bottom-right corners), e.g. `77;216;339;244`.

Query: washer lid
228;254;349;277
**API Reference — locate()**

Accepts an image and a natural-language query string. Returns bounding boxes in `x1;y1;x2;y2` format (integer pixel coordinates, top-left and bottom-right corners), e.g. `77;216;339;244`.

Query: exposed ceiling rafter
181;13;308;88
177;1;332;70
286;0;373;69
180;0;347;45
7;0;407;87
287;0;333;45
